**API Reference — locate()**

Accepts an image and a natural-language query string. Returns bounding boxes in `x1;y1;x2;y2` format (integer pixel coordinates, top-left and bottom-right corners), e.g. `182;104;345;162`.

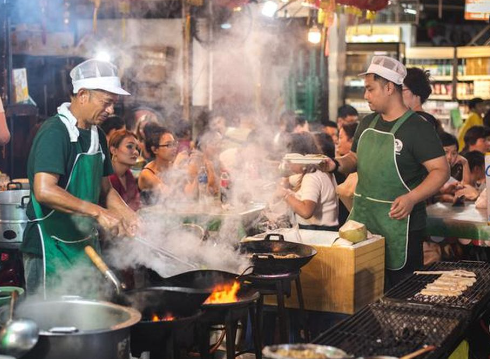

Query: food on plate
416;270;476;297
338;220;367;243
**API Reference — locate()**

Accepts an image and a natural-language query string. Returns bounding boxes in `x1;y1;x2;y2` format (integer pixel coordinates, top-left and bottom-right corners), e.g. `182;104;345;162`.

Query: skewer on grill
413;270;476;277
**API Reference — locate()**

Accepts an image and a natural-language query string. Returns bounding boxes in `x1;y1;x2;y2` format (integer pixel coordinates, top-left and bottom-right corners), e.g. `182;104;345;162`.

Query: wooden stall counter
261;231;385;315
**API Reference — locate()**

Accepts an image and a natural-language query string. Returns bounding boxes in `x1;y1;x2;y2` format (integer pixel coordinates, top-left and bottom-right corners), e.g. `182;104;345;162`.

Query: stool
247;270;310;343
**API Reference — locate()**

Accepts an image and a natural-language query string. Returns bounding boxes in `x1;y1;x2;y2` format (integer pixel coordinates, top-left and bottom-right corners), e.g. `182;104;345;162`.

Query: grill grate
313;301;468;358
384;261;490;313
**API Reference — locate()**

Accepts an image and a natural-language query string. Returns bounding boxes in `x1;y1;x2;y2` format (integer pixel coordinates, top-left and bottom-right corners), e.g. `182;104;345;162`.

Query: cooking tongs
133;236;199;270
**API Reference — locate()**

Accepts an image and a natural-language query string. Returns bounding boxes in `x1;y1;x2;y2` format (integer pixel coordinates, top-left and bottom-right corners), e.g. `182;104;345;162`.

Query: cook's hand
95;208;124;236
389;194;415;220
121;212;141;237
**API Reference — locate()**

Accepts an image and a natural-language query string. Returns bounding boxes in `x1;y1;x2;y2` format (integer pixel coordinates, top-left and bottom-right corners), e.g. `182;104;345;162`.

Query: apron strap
368;110;414;134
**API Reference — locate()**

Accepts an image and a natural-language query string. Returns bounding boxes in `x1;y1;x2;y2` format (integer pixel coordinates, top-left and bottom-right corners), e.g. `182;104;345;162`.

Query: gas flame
204;281;240;304
151;313;176;322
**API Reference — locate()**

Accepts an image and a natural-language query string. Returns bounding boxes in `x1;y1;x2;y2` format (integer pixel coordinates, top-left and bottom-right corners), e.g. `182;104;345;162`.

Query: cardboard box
263;232;385;315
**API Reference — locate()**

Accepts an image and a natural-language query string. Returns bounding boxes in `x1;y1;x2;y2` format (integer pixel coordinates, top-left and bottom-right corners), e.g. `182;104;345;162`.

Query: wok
156;269;239;290
239;234;317;275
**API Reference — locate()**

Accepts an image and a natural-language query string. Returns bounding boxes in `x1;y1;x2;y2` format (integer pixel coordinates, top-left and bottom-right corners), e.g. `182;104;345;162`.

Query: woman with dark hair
108;129;141;211
402;67;442;132
276;132;339;230
337;122;358;156
138;125;178;203
101;115;126;142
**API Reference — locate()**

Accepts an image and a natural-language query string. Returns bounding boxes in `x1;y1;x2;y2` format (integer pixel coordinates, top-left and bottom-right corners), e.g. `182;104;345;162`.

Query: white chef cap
359;55;407;85
70;59;130;96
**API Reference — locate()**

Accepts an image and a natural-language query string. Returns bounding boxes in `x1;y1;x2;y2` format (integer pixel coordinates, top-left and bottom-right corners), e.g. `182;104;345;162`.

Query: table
426;202;490;241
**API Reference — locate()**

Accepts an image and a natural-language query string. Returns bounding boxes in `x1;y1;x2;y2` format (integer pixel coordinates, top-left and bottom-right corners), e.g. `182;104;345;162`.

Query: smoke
105;212;253;279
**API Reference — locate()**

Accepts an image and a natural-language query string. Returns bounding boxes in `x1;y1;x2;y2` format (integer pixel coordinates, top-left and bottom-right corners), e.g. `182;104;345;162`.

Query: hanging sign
465;0;490;20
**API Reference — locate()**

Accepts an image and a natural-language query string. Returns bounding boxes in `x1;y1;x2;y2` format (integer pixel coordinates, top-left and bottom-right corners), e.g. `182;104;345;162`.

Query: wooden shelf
457;46;490;58
430;95;453;100
406;47;454;60
457;75;490;81
457;95;490;101
431;76;454;81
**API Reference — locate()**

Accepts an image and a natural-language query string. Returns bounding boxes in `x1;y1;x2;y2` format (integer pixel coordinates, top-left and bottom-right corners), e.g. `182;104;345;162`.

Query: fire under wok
238;234;317;275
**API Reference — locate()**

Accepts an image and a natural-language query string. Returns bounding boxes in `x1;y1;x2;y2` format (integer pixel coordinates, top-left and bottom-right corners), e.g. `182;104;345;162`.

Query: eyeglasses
158;141;179;148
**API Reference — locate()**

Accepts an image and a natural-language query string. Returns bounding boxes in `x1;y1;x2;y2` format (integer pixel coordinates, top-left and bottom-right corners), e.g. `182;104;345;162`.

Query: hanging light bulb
308;26;321;44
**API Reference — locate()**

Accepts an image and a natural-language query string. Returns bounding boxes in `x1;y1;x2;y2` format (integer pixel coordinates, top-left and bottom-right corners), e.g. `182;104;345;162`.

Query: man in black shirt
325;56;449;290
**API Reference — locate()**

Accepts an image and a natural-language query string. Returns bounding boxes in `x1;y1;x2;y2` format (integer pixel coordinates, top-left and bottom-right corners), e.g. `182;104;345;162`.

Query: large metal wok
238;234;317;275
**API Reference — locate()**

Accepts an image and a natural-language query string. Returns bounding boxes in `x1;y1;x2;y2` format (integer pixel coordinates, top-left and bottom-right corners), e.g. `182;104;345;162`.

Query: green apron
349;110;414;270
29;116;103;297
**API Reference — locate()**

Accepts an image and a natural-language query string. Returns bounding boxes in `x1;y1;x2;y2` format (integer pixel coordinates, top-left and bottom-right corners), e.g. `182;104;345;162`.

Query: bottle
197;166;208;204
220;171;231;204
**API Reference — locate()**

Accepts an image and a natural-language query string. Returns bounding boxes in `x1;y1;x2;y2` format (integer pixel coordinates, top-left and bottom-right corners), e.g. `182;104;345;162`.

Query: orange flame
204;281;240;304
151;313;176;322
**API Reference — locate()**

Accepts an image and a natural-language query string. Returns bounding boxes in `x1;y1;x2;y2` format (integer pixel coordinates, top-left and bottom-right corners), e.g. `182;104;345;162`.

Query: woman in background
138;125;178;204
276;132;339;230
108;129;141;211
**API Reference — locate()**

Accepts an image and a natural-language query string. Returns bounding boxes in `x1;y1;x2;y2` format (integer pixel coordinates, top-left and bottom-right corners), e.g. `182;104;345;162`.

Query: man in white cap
21;59;138;297
325;56;449;289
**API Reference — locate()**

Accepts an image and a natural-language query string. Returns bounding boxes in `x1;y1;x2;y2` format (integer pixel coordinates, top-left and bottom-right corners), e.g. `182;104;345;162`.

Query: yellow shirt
457;111;483;150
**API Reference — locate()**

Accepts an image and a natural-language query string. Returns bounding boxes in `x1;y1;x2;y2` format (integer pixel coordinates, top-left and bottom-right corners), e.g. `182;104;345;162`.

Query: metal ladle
0;291;39;358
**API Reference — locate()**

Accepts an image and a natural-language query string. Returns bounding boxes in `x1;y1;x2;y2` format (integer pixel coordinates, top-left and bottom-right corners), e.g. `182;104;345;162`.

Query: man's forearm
337;152;358;175
35;184;101;218
408;168;449;204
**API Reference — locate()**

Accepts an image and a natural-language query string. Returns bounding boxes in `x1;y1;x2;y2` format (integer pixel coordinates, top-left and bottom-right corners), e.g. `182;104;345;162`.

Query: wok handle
84;246;123;294
85;246;109;273
400;345;436;359
264;233;284;242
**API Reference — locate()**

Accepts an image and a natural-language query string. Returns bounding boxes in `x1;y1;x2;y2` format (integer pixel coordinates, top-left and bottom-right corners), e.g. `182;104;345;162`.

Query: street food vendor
325;56;449;289
21;59;139;297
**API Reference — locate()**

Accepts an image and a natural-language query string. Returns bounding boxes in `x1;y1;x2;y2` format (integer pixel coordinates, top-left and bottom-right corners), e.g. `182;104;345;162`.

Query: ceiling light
308;26;321;44
262;1;278;17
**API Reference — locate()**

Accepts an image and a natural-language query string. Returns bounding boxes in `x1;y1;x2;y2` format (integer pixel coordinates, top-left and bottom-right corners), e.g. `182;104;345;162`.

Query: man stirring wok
21;59;139;297
325;56;449;290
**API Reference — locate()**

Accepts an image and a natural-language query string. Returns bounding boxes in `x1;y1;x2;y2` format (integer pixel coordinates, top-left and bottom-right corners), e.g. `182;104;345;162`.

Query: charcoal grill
384;261;490;316
313;301;468;359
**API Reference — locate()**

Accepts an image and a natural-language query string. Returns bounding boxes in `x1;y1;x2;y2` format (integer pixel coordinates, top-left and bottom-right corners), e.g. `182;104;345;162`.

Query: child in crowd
435;132;471;203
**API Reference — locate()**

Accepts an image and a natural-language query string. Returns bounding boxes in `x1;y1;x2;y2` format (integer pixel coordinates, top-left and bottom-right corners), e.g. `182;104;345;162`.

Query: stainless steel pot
9;299;141;359
0;188;29;246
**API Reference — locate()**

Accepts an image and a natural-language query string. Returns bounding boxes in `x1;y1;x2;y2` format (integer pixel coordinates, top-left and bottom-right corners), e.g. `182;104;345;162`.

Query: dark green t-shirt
21;116;113;256
351;112;445;231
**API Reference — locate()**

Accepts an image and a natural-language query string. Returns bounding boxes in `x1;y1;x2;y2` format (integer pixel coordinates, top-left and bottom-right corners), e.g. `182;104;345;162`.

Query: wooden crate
263;234;385;315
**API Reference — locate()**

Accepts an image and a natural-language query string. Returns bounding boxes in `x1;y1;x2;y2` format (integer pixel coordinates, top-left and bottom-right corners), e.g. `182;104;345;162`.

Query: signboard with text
465;0;490;20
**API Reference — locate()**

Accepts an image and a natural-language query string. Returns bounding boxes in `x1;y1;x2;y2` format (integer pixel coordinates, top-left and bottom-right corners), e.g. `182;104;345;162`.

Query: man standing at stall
21;59;138;297
325;56;449;289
